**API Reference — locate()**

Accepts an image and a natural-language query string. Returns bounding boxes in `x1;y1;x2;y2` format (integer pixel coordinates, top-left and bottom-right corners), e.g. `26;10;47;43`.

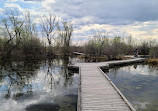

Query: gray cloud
44;0;158;25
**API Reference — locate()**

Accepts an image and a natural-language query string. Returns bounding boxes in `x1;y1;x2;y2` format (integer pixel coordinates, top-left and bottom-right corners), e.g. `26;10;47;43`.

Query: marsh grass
77;55;129;62
146;59;158;66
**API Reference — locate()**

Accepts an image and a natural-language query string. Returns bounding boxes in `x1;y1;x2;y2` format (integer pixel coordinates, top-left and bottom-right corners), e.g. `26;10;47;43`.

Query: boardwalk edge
77;67;81;111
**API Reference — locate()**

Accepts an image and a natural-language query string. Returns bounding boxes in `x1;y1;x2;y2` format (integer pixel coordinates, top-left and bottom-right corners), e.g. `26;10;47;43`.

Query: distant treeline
82;34;158;59
0;10;158;61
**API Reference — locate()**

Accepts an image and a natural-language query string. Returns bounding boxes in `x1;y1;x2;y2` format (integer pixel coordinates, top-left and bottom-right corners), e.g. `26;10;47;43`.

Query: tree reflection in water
0;57;79;111
0;60;39;99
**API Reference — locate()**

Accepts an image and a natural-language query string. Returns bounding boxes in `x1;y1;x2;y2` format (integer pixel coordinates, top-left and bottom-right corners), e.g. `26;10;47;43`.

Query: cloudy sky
0;0;158;44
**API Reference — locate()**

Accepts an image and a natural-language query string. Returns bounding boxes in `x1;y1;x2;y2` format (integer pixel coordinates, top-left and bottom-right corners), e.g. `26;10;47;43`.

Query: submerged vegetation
0;10;158;63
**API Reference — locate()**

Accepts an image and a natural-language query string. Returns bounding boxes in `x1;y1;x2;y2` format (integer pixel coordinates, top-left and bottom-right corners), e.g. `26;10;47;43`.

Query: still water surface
105;64;158;111
0;59;79;111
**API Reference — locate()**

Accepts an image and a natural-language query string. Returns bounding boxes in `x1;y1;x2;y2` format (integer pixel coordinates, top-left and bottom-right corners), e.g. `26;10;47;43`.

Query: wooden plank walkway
75;58;146;111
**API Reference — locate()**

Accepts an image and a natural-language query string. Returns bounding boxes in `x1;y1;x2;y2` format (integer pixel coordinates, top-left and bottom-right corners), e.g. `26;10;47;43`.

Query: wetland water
104;64;158;111
0;59;79;111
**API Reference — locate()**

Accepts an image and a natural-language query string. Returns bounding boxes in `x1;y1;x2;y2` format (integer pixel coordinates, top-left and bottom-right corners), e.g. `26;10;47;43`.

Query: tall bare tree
57;21;73;57
24;11;37;38
40;13;57;46
21;11;42;56
2;10;24;59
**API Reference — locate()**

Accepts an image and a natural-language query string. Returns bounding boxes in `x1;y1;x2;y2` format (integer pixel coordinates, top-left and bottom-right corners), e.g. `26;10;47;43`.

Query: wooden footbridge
73;58;146;111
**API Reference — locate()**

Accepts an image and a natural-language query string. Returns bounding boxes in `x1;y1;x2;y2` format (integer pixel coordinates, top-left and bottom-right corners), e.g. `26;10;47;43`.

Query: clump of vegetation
146;59;158;66
84;33;135;60
149;46;158;58
145;42;158;66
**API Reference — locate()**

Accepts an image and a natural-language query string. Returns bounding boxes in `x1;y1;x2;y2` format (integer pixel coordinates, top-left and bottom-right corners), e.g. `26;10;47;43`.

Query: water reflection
105;64;158;111
0;58;79;111
133;64;137;69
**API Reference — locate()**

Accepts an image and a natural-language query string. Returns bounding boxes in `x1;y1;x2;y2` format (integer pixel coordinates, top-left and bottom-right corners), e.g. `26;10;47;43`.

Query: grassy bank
77;55;130;62
146;59;158;66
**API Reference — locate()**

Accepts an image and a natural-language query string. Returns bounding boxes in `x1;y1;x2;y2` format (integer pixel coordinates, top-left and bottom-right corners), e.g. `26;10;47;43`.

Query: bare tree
57;21;73;57
93;30;109;56
21;11;42;56
2;10;24;59
40;13;57;46
24;11;37;38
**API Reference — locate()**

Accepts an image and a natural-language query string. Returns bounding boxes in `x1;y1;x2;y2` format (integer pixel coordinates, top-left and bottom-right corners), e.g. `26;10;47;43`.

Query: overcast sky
0;0;158;44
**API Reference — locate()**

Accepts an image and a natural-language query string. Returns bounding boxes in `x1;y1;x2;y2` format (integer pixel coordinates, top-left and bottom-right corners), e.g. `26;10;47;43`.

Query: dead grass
146;59;158;66
77;55;130;62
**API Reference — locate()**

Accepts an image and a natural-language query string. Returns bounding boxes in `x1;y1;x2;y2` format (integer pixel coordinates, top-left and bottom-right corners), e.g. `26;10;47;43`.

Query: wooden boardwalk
75;58;146;111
